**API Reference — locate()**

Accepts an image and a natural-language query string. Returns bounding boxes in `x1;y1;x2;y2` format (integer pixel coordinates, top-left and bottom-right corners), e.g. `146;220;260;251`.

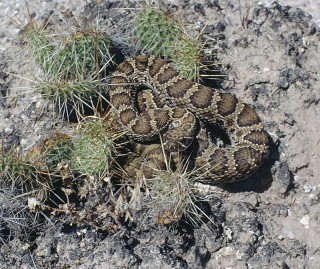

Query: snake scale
109;55;269;184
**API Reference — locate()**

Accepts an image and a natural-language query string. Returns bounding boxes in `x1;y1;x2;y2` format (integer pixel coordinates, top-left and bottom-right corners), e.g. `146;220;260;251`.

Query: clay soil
1;1;320;268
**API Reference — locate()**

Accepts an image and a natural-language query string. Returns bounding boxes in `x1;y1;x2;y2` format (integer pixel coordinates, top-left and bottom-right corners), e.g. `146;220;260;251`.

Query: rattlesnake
109;55;269;184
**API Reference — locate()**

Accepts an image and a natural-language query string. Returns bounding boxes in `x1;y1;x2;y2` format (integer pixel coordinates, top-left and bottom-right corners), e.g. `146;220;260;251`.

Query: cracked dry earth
1;0;320;268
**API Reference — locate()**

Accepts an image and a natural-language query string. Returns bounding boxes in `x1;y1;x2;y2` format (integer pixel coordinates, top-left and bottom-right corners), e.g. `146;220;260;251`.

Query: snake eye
171;119;181;128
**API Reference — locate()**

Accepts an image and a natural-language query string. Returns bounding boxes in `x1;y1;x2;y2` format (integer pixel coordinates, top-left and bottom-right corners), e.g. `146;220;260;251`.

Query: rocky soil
1;0;320;268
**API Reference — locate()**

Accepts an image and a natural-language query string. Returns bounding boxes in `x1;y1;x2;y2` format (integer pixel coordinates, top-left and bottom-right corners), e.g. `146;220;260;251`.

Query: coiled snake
109;55;269;184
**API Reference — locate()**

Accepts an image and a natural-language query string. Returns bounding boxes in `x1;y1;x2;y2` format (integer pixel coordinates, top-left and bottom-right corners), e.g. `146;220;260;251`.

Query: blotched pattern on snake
109;55;269;184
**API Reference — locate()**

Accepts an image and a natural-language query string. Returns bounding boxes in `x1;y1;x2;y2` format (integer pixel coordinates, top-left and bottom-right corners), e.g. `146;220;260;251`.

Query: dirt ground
1;0;320;268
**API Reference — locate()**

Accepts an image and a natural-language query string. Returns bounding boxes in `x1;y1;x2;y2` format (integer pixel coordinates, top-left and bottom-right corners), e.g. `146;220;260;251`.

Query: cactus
70;117;113;177
37;133;73;171
23;18;114;119
0;148;51;201
134;8;181;56
123;149;208;226
145;164;194;224
23;24;54;73
48;31;113;81
134;7;211;80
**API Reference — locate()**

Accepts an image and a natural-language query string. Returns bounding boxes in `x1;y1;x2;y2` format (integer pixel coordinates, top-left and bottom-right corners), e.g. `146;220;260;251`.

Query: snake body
109;55;269;184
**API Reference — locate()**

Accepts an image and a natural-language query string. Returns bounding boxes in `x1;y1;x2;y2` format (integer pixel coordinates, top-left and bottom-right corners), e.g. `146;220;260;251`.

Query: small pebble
4;127;13;134
303;184;315;193
299;215;310;227
20;138;28;146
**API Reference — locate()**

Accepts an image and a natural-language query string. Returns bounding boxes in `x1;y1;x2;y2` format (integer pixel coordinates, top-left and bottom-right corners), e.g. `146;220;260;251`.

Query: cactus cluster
0;148;51;201
136;152;209;226
24;19;113;119
134;8;180;56
134;7;209;80
0;123;126;232
71;117;113;177
147;169;194;225
1;3;220;236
